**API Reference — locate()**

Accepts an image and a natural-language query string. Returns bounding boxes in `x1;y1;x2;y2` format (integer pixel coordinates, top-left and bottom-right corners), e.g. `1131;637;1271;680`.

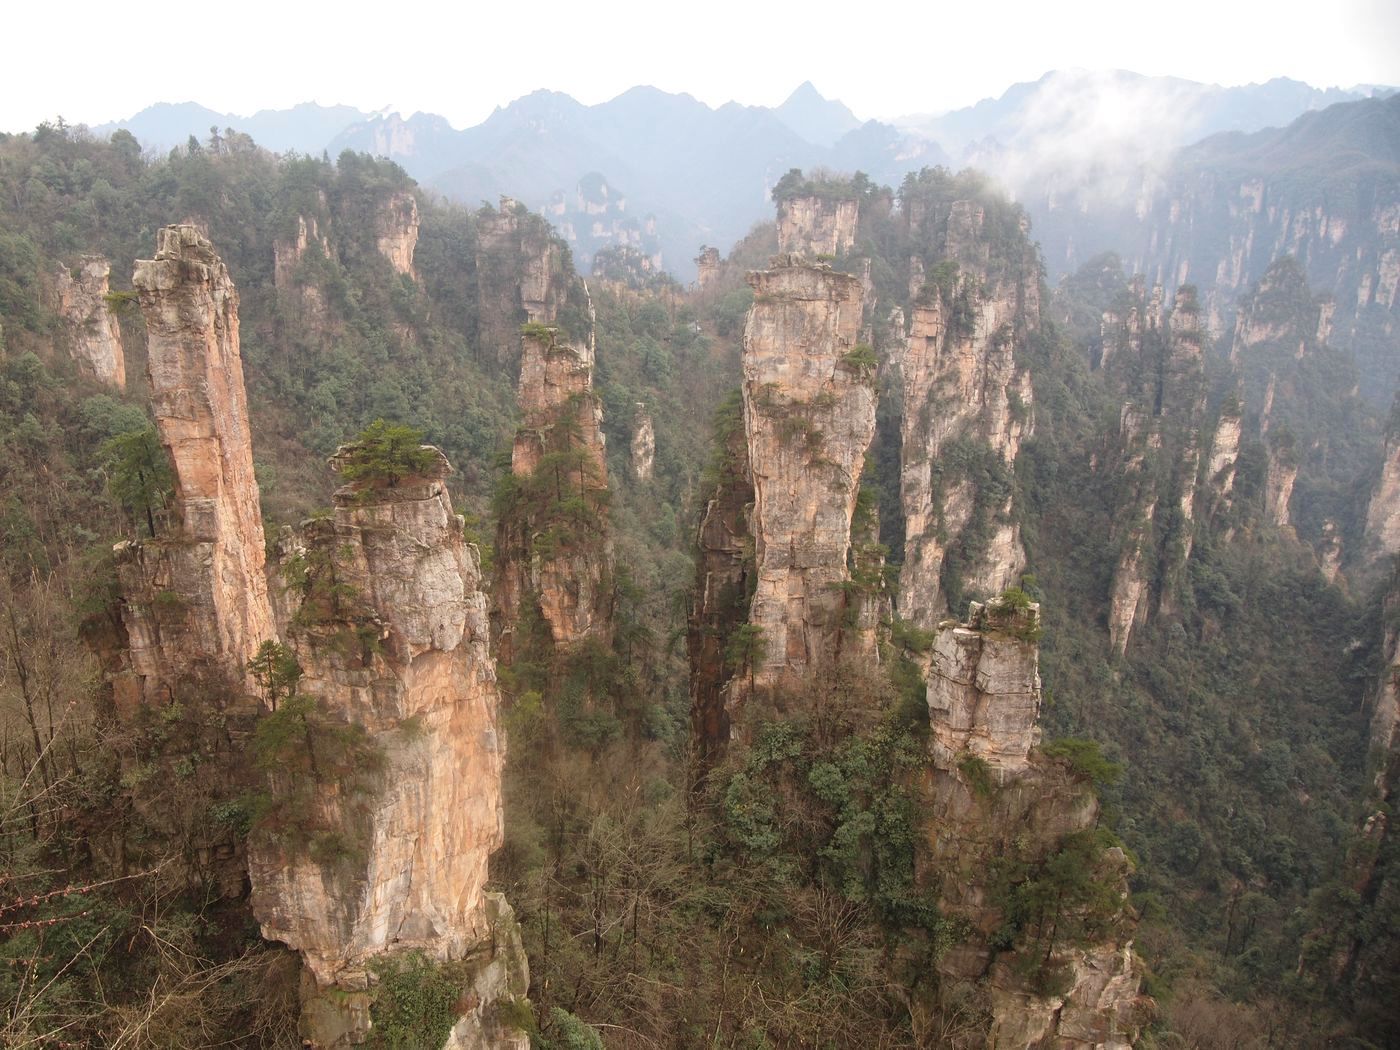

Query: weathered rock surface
630;402;655;481
741;256;875;686
898;202;1037;627
476;197;565;363
1098;283;1208;652
53;256;125;388
776;194;858;256
493;304;613;656
695;245;721;291
123;225;276;700
375;190;419;276
1366;406;1400;559
927;599;1042;775
251;447;514;1046
688;400;753;762
921;597;1150;1049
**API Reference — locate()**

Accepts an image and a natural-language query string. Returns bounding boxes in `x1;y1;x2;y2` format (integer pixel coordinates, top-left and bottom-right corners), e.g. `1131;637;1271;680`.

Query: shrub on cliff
338;418;438;487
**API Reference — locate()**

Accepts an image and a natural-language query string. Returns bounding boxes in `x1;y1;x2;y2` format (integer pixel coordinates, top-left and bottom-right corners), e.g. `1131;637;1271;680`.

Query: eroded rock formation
1366;403;1400;560
493;305;613;657
252;446;522;1047
53;256;125;388
119;225;276;702
741;256;876;687
375;190;419;277
921;596;1150;1048
776;194;859;256
898;204;1038;627
476;197;565;363
631;402;655;481
695;245;721;291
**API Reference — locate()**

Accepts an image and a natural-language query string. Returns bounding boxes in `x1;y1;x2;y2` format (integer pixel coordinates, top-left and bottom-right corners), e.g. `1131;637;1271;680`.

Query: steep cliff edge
375;189;420;277
776;192;859;256
252;446;526;1048
115;225;276;706
741;255;876;690
897;199;1037;627
475;197;566;363
52;255;125;388
921;597;1149;1049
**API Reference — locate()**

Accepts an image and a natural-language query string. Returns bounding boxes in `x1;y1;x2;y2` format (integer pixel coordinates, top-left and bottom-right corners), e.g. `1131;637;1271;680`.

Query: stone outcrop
776;194;859;256
630;402;655;481
493;305;613;658
476;197;565;363
920;596;1150;1048
252;446;520;1046
1264;435;1298;530
1208;400;1243;502
119;226;276;702
375;190;419;277
740;256;876;687
695;245;721;291
53;256;125;388
898;204;1038;627
927;599;1042;776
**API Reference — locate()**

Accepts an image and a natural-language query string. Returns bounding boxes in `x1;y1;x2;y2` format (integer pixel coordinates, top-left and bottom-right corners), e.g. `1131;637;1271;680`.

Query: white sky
7;0;1400;132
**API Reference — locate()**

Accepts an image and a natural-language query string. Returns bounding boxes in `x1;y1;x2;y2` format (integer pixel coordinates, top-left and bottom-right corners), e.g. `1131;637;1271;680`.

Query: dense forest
0;117;1397;1050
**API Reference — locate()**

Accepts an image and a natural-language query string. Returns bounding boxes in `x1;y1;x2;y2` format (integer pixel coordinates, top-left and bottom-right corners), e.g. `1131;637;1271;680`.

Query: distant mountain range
91;73;1395;279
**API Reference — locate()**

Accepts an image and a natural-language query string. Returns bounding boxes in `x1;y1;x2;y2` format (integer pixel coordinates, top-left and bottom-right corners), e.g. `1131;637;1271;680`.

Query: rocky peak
273;211;332;291
695;245;721;291
52;255;125;389
252;446;522;1045
126;225;276;696
776;194;859;256
740;256;876;688
374;189;419;276
476;197;566;363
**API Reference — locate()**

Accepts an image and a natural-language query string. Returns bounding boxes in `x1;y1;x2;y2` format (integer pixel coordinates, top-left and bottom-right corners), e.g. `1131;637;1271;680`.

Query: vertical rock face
375;190;419;277
493;306;613;656
251;448;519;1046
630;402;655;481
897;207;1037;628
1366;404;1400;560
53;256;125;389
476;198;565;363
273;213;334;326
1098;284;1208;652
695;245;721;291
927;599;1042;775
776;195;859;256
741;256;876;686
125;225;276;697
1208;401;1243;500
1264;453;1298;529
921;596;1149;1049
688;399;754;762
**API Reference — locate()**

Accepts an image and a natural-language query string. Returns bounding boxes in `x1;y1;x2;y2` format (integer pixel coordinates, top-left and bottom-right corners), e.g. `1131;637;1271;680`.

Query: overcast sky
6;0;1399;133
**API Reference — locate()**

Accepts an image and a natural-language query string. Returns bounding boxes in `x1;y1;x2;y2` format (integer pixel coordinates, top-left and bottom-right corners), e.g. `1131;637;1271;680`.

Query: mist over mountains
92;72;1393;280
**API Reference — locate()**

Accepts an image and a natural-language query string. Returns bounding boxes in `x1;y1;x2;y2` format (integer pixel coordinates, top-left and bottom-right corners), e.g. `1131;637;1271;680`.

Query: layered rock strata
53;255;125;388
740;256;876;688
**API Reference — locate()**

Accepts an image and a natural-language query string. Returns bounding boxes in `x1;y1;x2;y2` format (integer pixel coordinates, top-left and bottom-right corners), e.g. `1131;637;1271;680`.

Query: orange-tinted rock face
127;225;276;696
251;452;508;1008
53;256;125;389
375;190;419;276
741;257;875;687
